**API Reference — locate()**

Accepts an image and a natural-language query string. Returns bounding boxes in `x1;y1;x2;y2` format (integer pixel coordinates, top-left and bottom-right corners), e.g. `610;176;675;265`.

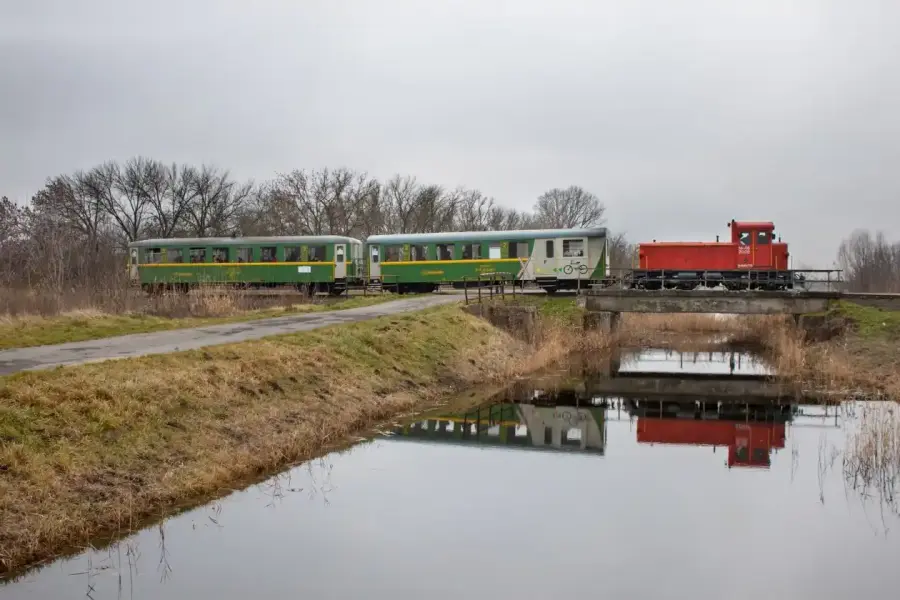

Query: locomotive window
236;247;253;263
437;244;453;260
260;246;277;262
563;239;584;257
189;247;207;263
166;248;184;263
545;240;555;258
384;245;402;262
143;248;163;264
308;245;327;262
461;243;481;260
738;232;751;246
285;246;301;262
756;231;771;245
213;247;230;263
508;242;529;259
410;244;427;261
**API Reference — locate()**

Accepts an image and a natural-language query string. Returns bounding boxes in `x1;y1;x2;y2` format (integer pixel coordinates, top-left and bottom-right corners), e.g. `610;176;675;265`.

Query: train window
410;244;428;261
285;246;301;262
260;246;277;262
166;248;184;263
563;239;584;257
308;245;327;262
437;244;453;260
461;243;481;260
488;243;502;259
189;248;207;263
143;248;163;264
739;231;751;246
508;242;528;258
545;240;555;258
213;247;230;263
236;247;253;263
756;231;771;245
384;245;402;262
335;246;345;263
371;247;379;263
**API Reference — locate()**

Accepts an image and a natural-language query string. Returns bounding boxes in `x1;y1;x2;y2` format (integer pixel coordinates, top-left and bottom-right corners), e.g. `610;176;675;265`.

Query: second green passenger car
365;228;608;293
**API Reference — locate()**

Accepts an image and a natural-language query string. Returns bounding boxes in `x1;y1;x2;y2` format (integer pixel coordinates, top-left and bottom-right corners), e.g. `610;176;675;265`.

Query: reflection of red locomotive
636;419;786;468
631;220;792;290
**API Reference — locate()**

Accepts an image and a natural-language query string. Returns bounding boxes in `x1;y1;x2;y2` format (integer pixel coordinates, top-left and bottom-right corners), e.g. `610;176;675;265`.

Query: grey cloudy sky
2;0;899;265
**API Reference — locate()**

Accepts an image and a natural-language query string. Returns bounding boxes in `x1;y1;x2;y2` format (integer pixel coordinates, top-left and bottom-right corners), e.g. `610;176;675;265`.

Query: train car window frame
212;247;230;263
756;231;771;245
562;239;584;258
508;242;528;259
335;246;345;263
384;245;403;262
166;248;184;263
236;247;253;263
308;245;327;262
189;247;207;263
739;231;751;246
260;246;278;262
284;246;301;262
488;243;502;259
410;244;428;261
371;246;380;264
461;243;481;260
437;244;453;261
143;248;163;264
545;240;555;258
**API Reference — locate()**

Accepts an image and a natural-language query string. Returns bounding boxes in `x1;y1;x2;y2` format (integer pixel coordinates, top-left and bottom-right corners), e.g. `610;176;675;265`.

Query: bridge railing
590;268;844;292
462;272;517;304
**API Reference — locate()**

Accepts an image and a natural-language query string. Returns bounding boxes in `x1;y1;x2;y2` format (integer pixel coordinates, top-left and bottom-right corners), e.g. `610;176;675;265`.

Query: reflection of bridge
387;403;607;454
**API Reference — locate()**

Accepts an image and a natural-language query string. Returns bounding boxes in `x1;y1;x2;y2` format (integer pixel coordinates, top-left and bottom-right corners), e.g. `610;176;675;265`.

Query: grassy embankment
0;293;405;350
0;302;588;576
735;301;900;399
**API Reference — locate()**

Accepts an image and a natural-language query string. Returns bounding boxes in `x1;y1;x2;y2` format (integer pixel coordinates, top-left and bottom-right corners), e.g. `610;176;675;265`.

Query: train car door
752;229;773;268
334;244;347;279
369;245;381;280
736;228;753;268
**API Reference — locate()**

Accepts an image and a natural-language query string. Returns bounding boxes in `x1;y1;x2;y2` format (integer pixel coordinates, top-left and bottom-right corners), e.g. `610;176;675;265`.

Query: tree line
1;157;629;289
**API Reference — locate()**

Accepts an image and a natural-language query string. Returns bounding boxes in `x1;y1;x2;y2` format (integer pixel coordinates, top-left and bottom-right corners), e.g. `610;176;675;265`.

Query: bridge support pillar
583;311;621;334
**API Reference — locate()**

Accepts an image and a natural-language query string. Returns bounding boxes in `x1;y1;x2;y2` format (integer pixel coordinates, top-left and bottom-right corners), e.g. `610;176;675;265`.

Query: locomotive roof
128;235;362;248
731;221;775;229
367;227;607;245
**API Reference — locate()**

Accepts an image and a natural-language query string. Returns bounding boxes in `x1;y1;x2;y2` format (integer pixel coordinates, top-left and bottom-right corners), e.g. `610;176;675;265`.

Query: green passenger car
127;236;364;294
365;228;608;293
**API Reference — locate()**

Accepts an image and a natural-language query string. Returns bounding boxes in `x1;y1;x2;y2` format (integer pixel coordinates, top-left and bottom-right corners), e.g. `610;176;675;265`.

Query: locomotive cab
728;220;776;269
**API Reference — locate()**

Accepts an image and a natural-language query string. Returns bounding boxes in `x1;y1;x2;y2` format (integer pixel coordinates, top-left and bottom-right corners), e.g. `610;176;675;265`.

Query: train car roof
128;235;362;248
367;227;607;245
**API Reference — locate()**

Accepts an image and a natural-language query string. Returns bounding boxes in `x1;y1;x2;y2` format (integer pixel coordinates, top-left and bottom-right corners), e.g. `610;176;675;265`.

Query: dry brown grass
843;402;900;517
0;304;584;576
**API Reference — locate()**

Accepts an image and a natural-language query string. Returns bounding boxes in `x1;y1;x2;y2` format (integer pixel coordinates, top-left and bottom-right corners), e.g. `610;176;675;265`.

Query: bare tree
533;185;605;228
454;189;495;231
607;232;637;270
837;229;900;293
185;165;251;236
30;173;107;245
144;162;196;238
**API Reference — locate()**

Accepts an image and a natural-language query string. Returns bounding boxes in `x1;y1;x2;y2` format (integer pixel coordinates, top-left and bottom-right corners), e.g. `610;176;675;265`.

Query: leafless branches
838;229;900;293
533;185;606;228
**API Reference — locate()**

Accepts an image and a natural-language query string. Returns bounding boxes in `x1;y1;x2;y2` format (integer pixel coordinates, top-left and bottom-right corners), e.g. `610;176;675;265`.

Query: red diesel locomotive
630;219;792;290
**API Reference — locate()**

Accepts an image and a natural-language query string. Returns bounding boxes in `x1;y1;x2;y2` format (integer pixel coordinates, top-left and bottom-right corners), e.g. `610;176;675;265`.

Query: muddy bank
0;304;578;576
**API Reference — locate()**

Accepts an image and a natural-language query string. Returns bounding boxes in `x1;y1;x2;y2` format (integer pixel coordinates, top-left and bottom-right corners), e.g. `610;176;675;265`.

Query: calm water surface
3;351;899;600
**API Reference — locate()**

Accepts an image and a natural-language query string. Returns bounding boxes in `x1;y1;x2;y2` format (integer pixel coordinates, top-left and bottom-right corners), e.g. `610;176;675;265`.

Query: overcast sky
2;0;899;265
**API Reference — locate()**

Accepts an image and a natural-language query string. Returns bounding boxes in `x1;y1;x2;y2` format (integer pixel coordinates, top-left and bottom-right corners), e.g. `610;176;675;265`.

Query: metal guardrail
462;272;517;304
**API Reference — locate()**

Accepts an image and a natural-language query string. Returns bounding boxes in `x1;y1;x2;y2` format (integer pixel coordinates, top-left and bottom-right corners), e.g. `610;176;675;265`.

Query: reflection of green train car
366;228;608;294
128;236;364;294
390;402;607;454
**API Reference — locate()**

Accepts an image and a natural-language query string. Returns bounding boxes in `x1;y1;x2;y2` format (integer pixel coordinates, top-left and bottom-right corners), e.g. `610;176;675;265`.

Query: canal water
3;350;900;599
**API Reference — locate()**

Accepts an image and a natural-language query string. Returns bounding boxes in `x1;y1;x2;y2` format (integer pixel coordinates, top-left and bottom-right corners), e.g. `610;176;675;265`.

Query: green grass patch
0;294;403;350
497;295;583;325
827;301;900;339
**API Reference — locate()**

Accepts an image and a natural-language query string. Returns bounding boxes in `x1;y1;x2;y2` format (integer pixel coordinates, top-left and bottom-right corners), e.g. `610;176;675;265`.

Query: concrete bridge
580;289;900;316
